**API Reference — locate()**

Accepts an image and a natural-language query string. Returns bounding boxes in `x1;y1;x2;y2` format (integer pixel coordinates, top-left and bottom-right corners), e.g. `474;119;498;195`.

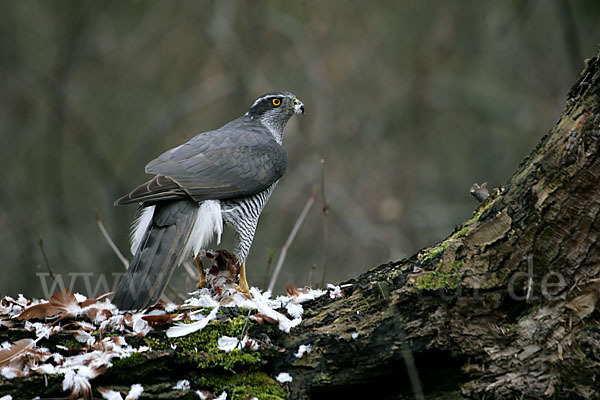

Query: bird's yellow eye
272;98;281;106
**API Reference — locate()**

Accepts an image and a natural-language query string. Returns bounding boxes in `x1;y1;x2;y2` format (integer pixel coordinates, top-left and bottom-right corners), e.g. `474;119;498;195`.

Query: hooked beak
293;98;305;114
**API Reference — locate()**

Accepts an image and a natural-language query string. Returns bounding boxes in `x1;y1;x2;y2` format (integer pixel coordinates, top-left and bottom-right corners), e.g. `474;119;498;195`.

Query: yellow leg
236;263;250;294
195;256;206;288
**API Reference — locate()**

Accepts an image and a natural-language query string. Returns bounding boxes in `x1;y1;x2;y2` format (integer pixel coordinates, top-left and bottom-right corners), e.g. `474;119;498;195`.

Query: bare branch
268;192;315;292
37;237;56;281
262;248;276;288
319;158;330;288
95;210;128;269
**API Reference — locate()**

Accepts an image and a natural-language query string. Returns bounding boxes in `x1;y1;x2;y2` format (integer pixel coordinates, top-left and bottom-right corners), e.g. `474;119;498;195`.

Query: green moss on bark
194;371;288;400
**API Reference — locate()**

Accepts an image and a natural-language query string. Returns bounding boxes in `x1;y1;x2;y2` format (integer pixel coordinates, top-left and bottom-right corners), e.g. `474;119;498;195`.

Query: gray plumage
114;200;198;310
113;92;304;310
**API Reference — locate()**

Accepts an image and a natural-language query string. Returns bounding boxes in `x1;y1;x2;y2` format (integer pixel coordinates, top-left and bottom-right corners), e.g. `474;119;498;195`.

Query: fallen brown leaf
141;313;181;328
18;289;80;321
0;339;35;367
80;292;113;308
286;284;308;297
250;312;278;325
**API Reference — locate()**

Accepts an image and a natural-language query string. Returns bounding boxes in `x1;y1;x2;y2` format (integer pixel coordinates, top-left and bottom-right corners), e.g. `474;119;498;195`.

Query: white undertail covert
129;200;223;261
130;205;155;256
184;200;223;257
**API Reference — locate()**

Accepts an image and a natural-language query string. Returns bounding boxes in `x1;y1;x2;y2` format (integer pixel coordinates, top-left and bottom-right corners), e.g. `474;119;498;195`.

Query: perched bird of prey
112;92;304;310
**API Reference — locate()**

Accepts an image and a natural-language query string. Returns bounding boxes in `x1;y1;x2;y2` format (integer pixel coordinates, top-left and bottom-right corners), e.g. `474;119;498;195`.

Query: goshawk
112;92;304;310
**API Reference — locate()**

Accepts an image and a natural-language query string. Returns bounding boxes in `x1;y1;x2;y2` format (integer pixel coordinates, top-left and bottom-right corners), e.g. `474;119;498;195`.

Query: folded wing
115;122;287;206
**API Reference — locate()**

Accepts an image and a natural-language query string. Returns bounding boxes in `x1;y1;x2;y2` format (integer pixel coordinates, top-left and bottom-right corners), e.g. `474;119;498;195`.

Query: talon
234;284;251;294
235;263;251;295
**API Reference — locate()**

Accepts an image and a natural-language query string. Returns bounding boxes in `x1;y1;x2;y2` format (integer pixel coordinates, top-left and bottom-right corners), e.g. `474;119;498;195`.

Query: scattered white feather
0;395;13;400
61;365;96;398
184;200;223;257
76;320;97;331
173;379;191;390
167;306;219;338
75;330;96;346
292;288;327;303
279;317;302;333
1;367;19;379
247;288;301;333
73;293;87;303
214;391;228;400
98;388;123;400
294;344;312;358
130;205;155;256
286;302;303;319
352;332;359;340
275;372;293;383
24;321;55;339
327;284;343;299
125;383;144;400
63;351;111;371
189;311;208;321
4;283;332;397
183;291;220;308
4;304;22;317
32;363;59;374
217;336;242;352
16;294;28;305
87;300;117;324
196;391;208;400
100;314;127;332
164;302;178;313
131;313;152;335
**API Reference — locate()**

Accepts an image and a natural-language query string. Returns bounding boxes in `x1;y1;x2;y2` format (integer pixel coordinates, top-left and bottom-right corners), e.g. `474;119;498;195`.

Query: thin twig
308;264;317;288
319;159;330;288
96;210;188;302
37;238;56;281
237;309;253;350
95;210;128;268
392;301;425;400
268;192;316;292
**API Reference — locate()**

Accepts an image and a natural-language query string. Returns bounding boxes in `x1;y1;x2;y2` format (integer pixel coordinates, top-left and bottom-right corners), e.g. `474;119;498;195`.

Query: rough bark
2;53;600;399
276;52;600;399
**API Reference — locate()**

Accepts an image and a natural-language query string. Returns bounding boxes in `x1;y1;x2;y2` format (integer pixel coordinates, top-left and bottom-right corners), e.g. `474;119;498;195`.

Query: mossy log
2;53;600;400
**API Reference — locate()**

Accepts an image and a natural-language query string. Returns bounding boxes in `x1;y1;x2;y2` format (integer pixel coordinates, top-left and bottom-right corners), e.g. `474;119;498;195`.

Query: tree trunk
2;53;600;400
277;52;600;399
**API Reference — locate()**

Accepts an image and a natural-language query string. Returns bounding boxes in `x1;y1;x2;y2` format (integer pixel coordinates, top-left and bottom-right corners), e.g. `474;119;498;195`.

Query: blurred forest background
1;0;600;299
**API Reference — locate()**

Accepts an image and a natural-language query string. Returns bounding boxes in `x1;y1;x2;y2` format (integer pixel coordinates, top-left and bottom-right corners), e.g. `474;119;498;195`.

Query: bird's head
245;91;304;134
